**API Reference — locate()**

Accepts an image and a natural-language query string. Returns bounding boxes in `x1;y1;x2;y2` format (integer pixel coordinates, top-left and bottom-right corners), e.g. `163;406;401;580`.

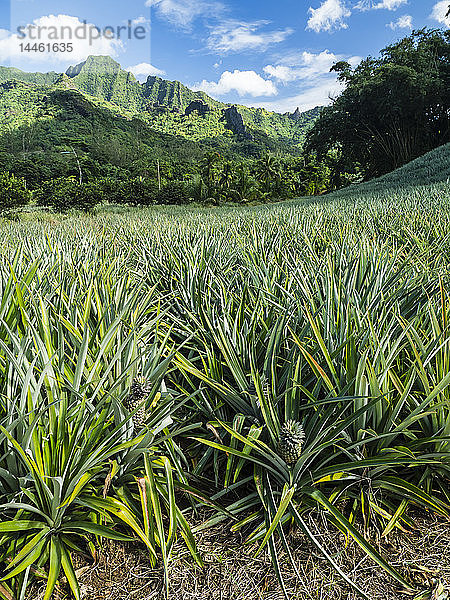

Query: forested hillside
0;55;320;147
0;55;322;193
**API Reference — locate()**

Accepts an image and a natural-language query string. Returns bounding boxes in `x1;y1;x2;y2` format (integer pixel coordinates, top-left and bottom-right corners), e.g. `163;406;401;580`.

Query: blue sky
0;0;448;112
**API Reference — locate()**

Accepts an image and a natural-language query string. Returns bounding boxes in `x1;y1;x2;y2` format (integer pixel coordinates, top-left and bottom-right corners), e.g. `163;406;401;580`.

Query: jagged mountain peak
52;73;78;90
65;55;124;78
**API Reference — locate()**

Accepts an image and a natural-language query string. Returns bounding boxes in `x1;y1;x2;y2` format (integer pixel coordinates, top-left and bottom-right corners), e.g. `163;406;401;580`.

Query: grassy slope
324;143;450;202
367;143;450;188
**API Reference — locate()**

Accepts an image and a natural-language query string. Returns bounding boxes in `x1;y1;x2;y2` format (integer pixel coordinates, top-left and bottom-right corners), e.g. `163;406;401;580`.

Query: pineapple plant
246;375;265;424
124;375;152;429
278;420;305;464
247;377;257;397
246;373;269;404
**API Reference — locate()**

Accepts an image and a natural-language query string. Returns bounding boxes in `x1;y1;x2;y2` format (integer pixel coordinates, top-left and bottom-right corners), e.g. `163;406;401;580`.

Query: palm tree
231;165;259;203
257;154;280;194
200;152;221;197
219;162;234;193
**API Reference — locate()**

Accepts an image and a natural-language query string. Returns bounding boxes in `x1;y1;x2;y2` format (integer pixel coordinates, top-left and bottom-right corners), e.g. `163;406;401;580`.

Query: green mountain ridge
0;56;320;146
0;66;60;87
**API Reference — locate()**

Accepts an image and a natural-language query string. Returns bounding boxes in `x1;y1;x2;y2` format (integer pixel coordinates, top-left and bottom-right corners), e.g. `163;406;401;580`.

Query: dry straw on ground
30;511;450;600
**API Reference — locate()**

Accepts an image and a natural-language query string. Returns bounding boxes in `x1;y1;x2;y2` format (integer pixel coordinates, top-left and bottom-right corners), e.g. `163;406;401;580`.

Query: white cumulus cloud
0;14;123;66
307;0;351;33
263;65;300;82
127;62;166;80
249;79;344;113
430;1;450;26
194;69;277;97
354;0;408;11
206;20;293;53
264;50;361;82
261;50;362;113
387;14;412;29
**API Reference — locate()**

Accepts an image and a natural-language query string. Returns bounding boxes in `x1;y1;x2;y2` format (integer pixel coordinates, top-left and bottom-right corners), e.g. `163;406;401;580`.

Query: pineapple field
1;171;450;599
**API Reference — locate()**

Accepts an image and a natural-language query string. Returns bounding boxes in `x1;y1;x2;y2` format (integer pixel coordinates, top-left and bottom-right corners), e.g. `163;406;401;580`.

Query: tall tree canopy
306;29;450;179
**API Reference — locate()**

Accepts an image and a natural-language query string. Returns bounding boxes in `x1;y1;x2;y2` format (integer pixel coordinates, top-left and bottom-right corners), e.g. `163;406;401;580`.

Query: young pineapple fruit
124;376;152;429
278;420;305;464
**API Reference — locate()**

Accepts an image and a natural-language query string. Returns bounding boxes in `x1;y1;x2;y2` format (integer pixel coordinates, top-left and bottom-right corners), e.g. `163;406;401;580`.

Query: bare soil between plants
29;510;450;600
